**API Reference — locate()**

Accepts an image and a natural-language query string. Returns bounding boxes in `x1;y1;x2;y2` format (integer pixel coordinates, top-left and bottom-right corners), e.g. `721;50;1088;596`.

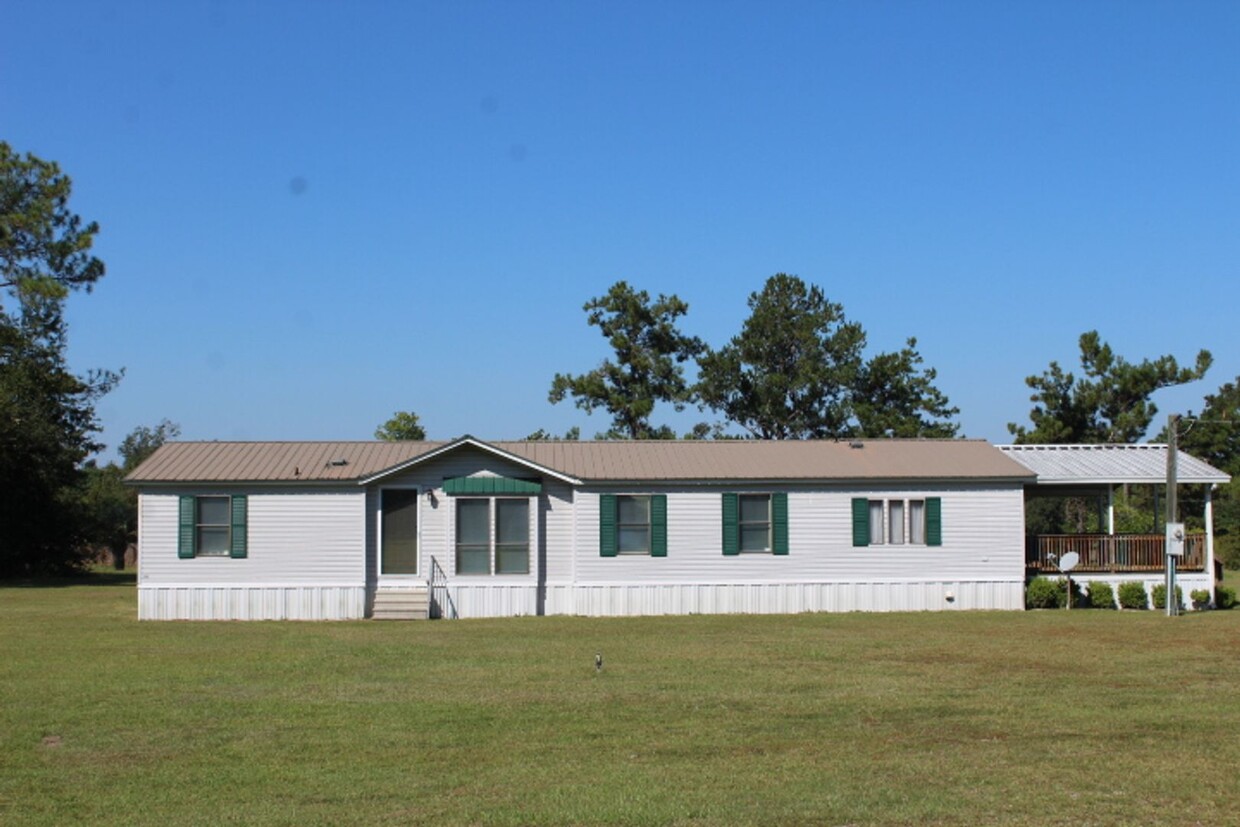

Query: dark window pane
740;525;769;552
617;495;649;524
198;496;229;526
495;499;528;545
739;494;769;524
456;500;490;546
456;547;490;575
496;545;529;574
197;526;230;556
618;527;650;554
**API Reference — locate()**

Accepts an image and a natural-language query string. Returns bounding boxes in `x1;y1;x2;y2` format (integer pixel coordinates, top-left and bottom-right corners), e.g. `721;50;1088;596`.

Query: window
196;496;231;556
178;494;247;559
868;500;885;545
617;495;651;554
852;497;941;547
888;500;905;545
909;500;925;545
455;497;530;575
739;494;772;552
495;499;529;574
599;494;667;557
722;492;788;555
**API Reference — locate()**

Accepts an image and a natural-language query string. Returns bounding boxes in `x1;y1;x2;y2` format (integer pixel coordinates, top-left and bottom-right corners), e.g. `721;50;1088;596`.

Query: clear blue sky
4;1;1238;455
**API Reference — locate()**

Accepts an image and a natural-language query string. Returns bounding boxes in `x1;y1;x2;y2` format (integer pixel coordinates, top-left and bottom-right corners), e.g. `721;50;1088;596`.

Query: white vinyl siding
138;488;366;586
573;485;1025;585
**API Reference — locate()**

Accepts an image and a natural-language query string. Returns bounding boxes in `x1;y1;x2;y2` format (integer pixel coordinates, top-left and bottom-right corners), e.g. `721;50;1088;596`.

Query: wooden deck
1026;533;1206;573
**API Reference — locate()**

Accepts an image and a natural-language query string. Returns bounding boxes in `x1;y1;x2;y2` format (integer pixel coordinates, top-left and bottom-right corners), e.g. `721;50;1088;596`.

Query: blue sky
4;1;1238;455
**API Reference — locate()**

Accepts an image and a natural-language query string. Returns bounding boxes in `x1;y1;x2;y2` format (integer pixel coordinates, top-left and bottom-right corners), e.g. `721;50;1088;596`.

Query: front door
380;488;419;576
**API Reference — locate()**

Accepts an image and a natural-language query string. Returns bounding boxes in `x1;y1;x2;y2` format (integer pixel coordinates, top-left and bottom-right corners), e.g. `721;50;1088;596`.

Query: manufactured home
125;437;1227;620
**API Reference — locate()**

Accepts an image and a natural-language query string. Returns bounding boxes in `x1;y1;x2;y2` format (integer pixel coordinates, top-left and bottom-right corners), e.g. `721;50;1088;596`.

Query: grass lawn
3;575;1239;826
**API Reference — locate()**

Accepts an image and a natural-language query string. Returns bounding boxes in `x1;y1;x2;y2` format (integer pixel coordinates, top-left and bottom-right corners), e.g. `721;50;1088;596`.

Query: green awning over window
442;476;542;496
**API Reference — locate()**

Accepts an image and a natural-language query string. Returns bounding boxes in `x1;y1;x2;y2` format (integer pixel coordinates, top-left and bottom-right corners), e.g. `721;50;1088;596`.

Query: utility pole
1165;414;1179;617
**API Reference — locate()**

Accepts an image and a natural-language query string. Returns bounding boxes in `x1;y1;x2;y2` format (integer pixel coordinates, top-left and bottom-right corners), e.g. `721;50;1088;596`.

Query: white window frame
452;496;533;576
738;493;773;553
195;495;232;557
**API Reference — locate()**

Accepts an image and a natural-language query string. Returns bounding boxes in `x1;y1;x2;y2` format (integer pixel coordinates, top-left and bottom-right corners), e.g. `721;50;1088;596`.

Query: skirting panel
434;584;539;619
543;580;1024;617
139;585;366;620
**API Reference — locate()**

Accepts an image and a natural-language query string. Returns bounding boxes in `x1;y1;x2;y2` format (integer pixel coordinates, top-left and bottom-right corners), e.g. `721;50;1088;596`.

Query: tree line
4;142;1238;576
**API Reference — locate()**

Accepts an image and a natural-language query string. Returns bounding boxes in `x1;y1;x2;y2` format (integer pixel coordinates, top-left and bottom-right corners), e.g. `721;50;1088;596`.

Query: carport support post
1166;415;1179;617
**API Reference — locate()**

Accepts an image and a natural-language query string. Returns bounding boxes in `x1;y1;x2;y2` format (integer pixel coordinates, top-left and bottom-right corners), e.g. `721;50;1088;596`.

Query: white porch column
1206;484;1216;604
1107;486;1115;535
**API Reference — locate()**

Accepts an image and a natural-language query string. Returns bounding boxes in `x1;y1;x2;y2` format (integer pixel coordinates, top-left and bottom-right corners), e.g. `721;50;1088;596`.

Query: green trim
229;495;248;559
599;494;617;557
772;492;789;555
650;494;667;557
852;498;869;547
926;497;942;546
178;496;195;559
442;476;542;496
721;493;739;555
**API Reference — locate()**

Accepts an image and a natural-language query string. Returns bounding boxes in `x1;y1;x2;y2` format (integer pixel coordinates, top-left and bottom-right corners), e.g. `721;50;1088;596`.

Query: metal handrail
428;556;457;619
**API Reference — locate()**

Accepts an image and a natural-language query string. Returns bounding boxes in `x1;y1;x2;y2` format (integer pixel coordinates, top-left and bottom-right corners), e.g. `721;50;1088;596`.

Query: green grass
3;575;1239;826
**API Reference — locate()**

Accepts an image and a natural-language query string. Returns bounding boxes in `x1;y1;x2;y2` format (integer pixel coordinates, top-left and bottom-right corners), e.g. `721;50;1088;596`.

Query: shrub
1191;589;1211;611
1087;581;1115;609
1151;584;1183;611
1118;581;1148;610
1026;577;1084;609
1216;585;1237;610
1026;577;1059;609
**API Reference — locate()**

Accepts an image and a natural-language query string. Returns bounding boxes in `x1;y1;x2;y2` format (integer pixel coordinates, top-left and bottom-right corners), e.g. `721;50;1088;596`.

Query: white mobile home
128;437;1041;620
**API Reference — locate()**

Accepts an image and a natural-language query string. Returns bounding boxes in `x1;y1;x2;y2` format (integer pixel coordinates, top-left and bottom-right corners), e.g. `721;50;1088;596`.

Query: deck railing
1026;534;1205;573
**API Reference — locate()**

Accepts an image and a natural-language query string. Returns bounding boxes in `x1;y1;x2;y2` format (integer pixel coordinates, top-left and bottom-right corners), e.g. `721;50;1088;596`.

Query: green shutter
229;495;248;558
772;492;789;555
852;498;869;547
651;494;667;557
599;494;617;557
722;493;739;555
926;497;942;546
178;495;196;558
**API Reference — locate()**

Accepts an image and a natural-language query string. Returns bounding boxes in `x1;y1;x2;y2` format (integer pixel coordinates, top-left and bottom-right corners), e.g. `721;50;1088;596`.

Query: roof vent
327;458;349;467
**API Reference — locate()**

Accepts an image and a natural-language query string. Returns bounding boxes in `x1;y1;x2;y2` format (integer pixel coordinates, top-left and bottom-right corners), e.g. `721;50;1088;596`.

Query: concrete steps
372;588;430;620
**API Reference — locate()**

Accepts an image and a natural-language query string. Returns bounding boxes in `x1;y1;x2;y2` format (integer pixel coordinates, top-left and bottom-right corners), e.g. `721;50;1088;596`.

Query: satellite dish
1058;551;1079;573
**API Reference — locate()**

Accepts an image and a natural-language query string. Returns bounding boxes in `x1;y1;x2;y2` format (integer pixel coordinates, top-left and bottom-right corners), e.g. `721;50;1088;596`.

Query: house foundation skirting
429;579;1025;619
550;580;1025;616
138;585;366;620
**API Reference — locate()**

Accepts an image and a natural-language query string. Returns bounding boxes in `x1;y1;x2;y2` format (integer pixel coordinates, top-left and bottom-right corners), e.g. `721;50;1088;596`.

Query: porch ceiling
998;444;1230;486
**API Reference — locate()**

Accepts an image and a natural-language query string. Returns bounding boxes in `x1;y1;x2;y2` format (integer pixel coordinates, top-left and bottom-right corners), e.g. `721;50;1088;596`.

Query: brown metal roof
127;438;1034;484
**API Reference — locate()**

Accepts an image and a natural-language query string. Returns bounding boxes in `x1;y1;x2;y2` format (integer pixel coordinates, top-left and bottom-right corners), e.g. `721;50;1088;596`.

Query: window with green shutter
178;494;246;559
723;493;786;554
855;497;941;547
601;494;667;557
